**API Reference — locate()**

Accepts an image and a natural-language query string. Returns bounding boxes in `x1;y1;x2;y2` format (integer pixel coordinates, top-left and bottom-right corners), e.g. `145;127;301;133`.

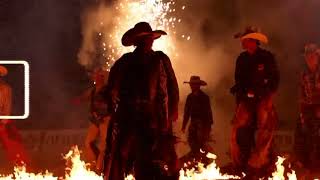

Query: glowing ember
102;0;187;70
179;152;242;180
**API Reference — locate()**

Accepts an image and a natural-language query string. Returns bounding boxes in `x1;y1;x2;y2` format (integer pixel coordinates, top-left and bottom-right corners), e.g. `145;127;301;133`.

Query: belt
121;99;153;105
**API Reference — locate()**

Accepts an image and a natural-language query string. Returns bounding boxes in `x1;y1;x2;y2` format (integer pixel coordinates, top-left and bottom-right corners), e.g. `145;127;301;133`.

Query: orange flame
267;156;297;180
1;147;316;180
0;146;102;180
179;152;243;179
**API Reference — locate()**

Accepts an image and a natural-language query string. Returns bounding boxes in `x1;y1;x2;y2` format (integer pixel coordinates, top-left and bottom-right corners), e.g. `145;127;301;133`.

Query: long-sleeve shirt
299;69;320;111
159;52;179;122
182;90;213;130
0;80;12;117
234;47;280;100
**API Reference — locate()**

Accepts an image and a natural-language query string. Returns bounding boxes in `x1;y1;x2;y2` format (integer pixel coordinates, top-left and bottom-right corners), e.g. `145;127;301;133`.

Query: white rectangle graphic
0;60;29;119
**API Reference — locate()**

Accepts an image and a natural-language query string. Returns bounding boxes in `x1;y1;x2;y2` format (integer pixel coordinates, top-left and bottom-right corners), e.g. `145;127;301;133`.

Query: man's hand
247;91;255;98
101;115;111;124
104;115;111;121
230;86;237;95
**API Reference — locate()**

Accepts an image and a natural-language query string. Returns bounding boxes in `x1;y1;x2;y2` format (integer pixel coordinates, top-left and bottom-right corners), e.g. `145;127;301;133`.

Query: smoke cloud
77;2;115;70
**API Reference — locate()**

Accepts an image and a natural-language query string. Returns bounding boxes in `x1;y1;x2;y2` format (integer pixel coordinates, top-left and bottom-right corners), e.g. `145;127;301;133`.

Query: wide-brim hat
184;76;207;86
121;22;167;47
0;66;8;77
234;26;268;44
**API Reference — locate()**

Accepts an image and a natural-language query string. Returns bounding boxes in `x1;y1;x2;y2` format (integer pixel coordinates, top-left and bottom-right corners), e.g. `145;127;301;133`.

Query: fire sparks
101;0;187;70
179;153;242;180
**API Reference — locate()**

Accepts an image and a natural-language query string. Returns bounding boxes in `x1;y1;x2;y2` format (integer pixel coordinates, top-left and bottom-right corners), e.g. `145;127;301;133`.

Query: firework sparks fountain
99;0;189;71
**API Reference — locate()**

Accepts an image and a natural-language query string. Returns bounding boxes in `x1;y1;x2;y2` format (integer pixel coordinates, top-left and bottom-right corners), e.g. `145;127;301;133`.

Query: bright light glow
179;152;242;180
100;0;187;71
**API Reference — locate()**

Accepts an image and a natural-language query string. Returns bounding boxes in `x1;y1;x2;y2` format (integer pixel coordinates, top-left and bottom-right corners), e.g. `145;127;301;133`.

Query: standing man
0;65;29;167
72;67;110;173
230;26;279;174
294;43;320;172
182;76;213;158
103;22;179;180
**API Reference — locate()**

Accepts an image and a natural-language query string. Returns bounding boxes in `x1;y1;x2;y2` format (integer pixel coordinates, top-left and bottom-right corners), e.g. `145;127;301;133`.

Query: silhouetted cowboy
181;76;213;158
103;22;179;180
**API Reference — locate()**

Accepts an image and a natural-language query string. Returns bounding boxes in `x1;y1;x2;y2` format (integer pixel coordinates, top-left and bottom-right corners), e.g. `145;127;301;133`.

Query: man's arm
266;52;280;93
235;55;242;86
206;95;213;125
231;55;243;95
1;85;12;116
0;85;12;125
104;54;129;114
159;52;179;122
182;95;191;131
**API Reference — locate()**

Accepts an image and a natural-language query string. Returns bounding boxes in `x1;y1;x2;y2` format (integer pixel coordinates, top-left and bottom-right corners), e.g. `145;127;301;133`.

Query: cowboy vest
107;50;173;131
234;47;279;100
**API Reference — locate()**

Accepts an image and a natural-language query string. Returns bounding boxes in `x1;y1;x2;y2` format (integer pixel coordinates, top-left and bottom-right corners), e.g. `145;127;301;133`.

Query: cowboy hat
234;26;268;44
184;76;207;86
121;22;167;46
0;66;8;77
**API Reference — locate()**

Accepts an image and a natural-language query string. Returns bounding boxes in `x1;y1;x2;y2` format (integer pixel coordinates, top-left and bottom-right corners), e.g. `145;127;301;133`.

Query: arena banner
0;129;294;168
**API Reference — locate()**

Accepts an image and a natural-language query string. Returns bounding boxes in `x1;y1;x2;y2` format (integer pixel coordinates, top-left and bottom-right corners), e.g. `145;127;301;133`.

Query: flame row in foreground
0;146;299;180
179;153;242;180
178;153;298;180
